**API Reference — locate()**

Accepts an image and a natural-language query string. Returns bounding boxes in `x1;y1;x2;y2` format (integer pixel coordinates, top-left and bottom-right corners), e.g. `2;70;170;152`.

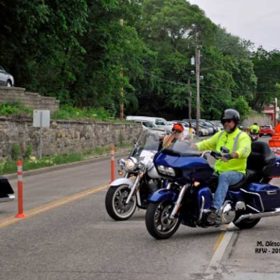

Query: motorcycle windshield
136;130;164;151
162;140;201;157
131;129;165;158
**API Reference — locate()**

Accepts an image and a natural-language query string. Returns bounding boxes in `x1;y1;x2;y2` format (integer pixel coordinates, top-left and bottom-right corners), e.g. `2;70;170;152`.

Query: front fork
170;184;190;219
125;172;144;205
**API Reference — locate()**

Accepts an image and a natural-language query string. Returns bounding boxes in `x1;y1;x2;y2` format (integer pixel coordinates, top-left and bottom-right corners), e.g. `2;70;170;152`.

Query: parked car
199;120;215;135
183;119;212;136
210;120;224;131
142;121;157;129
130;120;157;131
259;125;274;137
0;65;14;87
206;120;220;133
126;116;168;130
190;121;209;136
169;121;196;139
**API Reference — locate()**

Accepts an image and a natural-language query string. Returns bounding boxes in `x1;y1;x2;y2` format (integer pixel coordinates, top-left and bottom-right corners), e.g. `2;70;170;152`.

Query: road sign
33;110;50;128
33;110;50;158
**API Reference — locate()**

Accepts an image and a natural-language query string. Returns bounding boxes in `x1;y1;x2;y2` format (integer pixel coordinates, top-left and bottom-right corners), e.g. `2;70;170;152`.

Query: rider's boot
207;207;221;225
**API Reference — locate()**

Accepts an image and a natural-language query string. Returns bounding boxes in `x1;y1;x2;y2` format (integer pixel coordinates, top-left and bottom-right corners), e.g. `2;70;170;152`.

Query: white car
168;121;196;139
134;120;157;130
164;121;175;133
0;65;14;87
126;116;168;130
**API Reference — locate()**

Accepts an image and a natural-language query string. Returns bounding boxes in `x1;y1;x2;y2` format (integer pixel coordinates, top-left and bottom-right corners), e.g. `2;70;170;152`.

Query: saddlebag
243;183;280;211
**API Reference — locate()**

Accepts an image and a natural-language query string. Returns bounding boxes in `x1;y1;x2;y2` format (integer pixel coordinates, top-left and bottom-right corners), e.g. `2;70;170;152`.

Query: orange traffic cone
269;123;280;155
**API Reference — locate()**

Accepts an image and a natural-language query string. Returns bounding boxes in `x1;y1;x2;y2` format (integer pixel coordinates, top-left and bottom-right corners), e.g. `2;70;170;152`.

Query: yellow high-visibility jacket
196;128;251;174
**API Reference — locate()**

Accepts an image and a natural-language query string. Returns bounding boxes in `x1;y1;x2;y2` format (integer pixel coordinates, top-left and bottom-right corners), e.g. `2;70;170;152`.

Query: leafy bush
11;144;21;160
0;103;114;121
0;102;32;117
24;144;33;159
0;143;132;175
52;105;112;121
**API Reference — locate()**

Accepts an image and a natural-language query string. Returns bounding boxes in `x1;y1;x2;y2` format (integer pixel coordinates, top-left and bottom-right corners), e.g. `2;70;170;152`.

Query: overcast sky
188;0;280;51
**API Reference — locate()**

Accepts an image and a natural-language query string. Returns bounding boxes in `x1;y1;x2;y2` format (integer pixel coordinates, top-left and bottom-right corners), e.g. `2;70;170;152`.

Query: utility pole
120;18;124;120
274;97;278;127
188;77;192;120
120;68;124;120
195;31;201;136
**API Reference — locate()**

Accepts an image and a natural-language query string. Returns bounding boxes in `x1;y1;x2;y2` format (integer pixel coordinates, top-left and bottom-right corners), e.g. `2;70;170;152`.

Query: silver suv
0;65;14;87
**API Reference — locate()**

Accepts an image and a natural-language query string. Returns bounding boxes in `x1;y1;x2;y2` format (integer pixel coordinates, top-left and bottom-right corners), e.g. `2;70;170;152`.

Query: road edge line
205;223;237;276
0;184;108;229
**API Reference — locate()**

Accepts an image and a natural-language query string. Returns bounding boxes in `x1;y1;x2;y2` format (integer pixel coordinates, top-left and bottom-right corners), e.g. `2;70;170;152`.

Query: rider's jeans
212;171;244;211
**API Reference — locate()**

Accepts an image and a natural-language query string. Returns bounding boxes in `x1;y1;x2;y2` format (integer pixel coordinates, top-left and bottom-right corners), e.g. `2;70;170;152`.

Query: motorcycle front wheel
145;201;181;240
105;185;137;221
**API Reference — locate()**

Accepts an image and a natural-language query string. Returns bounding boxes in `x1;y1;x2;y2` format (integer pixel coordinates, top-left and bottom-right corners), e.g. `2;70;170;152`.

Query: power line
143;70;280;96
143;71;188;87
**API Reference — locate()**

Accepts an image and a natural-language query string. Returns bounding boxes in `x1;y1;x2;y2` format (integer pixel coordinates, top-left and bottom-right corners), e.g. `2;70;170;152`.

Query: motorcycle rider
195;109;252;224
249;122;260;135
249;125;260;142
161;122;184;149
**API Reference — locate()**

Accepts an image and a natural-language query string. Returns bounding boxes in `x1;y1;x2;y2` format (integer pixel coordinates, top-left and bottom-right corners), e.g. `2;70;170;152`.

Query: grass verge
0;143;132;175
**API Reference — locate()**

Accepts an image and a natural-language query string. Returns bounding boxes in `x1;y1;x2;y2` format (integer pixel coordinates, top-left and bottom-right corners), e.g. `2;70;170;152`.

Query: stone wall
242;115;272;128
0;86;59;113
0;117;142;159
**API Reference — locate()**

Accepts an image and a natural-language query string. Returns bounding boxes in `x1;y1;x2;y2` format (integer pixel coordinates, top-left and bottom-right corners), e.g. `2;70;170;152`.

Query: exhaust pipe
235;208;280;224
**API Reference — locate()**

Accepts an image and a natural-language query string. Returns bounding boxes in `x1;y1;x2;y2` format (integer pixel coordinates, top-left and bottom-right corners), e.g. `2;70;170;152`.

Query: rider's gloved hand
191;143;198;150
221;153;233;161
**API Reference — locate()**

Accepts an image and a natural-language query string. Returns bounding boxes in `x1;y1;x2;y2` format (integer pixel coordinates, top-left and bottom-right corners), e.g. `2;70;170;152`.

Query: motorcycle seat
210;142;276;191
229;142;276;190
247;141;276;172
228;169;256;190
210;171;253;191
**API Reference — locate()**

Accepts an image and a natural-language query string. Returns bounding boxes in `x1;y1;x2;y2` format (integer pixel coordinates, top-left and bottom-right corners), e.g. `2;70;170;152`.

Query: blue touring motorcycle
145;140;280;239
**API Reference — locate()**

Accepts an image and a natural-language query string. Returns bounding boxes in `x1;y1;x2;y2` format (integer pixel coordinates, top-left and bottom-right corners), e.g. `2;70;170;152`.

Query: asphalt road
0;137;280;280
0;156;222;280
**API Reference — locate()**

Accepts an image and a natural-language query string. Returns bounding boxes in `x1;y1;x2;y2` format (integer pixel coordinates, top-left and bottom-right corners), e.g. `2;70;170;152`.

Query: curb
4;148;131;180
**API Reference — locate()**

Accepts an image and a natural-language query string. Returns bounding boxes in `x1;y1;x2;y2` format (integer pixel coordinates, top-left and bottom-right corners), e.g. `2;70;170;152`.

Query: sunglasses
172;129;182;133
222;119;233;124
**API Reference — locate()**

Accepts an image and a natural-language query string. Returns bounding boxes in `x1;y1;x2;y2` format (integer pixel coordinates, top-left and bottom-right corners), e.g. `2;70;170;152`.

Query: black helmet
221;109;240;124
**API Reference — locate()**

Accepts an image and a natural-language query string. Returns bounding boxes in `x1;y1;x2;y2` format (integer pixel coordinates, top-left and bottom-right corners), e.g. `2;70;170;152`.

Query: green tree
0;0;272;121
70;0;149;114
134;0;217;118
0;0;88;101
251;48;280;111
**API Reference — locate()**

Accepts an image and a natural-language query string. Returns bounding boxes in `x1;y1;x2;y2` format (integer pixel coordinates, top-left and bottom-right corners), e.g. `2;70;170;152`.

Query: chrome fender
109;177;142;206
110;178;134;188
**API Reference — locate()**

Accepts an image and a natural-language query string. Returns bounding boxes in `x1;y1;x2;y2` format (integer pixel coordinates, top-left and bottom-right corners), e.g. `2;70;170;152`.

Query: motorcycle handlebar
210;151;223;159
201;150;225;160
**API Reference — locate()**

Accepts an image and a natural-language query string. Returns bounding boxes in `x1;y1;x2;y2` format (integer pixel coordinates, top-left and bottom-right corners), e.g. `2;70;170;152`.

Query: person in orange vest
162;122;184;149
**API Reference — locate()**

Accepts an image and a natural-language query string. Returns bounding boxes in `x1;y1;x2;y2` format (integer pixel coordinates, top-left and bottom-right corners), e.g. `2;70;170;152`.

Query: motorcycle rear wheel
105;185;137;221
145;201;181;239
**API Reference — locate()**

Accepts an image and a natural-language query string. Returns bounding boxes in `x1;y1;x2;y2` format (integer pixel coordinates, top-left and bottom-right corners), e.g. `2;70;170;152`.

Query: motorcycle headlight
124;157;138;171
157;165;176;177
118;159;126;169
